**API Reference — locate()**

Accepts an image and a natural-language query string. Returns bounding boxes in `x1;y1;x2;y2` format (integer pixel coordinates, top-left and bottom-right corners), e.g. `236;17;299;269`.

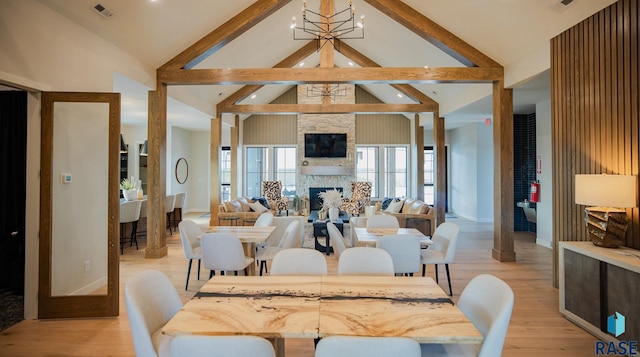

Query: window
220;146;231;202
355;147;378;197
245;146;297;197
423;147;434;205
356;145;408;199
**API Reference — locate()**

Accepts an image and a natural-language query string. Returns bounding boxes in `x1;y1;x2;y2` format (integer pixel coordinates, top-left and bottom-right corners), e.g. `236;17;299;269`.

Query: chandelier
291;0;365;51
306;84;349;99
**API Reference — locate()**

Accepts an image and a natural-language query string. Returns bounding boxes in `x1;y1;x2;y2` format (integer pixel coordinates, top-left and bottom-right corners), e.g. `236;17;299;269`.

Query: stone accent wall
297;84;356;201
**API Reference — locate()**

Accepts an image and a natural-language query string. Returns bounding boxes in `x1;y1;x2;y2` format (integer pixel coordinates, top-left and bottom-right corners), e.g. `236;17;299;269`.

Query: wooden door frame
38;92;120;318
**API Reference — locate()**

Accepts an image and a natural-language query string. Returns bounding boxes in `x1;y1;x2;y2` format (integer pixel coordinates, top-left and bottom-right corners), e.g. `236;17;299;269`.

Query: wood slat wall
551;0;639;259
355;86;411;144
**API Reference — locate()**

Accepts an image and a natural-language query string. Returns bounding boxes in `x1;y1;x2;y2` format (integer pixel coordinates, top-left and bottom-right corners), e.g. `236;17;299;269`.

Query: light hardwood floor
0;214;597;356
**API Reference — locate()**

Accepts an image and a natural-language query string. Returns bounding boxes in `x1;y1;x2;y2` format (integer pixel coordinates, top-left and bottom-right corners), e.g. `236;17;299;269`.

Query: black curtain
0;91;27;292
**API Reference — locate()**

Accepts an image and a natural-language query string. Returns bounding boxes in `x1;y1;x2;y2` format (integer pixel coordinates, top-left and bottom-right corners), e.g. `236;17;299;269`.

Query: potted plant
319;188;342;221
120;178;138;201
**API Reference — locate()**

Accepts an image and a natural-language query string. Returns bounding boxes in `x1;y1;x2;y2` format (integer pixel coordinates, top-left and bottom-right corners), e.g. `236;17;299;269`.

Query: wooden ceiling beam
338;42;438;106
363;0;501;68
160;0;292;70
217;103;436;114
158;67;503;85
216;41;317;110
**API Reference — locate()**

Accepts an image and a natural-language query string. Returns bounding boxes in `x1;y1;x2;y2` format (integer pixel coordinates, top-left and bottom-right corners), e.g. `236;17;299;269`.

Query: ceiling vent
92;3;114;19
551;0;575;12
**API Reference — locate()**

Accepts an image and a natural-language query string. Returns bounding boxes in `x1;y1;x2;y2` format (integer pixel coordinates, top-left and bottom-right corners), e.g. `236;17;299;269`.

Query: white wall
188;131;211;212
51;102;109;296
535;100;553;248
449;123;494;222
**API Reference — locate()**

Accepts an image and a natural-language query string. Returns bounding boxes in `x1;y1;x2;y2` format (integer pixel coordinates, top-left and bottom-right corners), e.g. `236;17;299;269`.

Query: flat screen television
304;133;347;158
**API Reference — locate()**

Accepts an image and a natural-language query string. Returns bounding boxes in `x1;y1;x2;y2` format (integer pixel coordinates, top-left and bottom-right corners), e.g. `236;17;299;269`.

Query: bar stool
120;200;142;254
165;194;176;235
172;192;187;229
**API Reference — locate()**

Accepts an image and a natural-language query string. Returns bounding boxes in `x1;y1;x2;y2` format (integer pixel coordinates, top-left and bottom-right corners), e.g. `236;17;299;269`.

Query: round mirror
175;158;188;184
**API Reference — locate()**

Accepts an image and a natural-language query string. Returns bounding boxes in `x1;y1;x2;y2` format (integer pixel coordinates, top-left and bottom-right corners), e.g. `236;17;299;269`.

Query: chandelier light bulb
291;16;296;29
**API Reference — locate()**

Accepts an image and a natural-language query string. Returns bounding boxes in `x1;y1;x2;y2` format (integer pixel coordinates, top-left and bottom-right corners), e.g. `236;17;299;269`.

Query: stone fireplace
296;84;356;201
308;187;343;211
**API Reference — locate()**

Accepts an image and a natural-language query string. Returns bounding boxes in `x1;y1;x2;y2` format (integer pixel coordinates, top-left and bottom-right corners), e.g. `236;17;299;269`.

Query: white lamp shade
575;174;637;208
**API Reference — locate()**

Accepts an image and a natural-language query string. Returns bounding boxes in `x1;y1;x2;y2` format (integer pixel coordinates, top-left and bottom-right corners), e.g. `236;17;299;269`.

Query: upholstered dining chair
256;220;299;276
178;220;203;290
261;180;289;215
316;336;421;357
170;335;275;357
124;270;183;357
377;235;421;276
171;192;187;229
420;274;514;357
270;248;328;276
201;233;254;277
326;222;349;259
165;194;176;235
420;222;460;296
254;211;274;227
337;247;395;276
365;214;400;229
119;200;142;254
339;181;372;216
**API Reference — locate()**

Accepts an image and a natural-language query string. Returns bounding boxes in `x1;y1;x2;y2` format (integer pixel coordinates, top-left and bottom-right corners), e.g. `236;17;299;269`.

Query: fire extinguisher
530;181;540;203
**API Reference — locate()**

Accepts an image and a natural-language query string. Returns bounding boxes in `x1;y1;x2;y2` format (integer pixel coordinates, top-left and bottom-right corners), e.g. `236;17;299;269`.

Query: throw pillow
248;200;268;213
237;197;252;212
401;198;416;213
251;197;271;209
381;197;396;210
385;199;404;213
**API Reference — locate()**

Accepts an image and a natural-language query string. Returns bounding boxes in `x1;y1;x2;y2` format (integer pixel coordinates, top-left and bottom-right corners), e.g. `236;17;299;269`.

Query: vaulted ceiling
39;0;616;130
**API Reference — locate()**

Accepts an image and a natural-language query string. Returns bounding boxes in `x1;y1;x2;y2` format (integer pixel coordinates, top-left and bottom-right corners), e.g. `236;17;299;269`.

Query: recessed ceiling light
397;93;403;98
299;62;305;67
348;61;354;66
424;65;429;69
250;94;257;99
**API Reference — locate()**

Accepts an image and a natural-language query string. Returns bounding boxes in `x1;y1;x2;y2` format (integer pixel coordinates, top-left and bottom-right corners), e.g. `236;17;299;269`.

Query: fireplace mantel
300;165;352;176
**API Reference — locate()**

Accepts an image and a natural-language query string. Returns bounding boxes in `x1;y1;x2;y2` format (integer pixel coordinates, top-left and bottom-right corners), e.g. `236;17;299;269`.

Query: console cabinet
559;242;640;343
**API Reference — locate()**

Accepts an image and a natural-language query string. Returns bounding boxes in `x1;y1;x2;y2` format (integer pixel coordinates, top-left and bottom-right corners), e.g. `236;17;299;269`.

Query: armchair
261;180;289;215
340;181;372;216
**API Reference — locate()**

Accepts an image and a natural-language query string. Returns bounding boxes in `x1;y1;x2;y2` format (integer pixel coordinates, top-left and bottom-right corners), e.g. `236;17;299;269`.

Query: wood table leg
243;242;257;276
267;337;285;357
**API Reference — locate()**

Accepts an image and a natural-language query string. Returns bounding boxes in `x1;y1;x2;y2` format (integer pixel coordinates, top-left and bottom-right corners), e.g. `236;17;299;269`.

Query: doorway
424;146;449;212
0;90;27;330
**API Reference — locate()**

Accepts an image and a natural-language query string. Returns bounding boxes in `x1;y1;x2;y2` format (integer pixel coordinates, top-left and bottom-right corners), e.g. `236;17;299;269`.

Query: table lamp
575;174;637;248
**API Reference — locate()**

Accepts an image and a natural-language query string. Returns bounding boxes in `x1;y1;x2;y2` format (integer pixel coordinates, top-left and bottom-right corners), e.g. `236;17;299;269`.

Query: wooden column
320;0;335;106
145;85;168;258
231;115;239;199
415;114;424;201
434;112;446;228
492;81;515;262
210;116;222;227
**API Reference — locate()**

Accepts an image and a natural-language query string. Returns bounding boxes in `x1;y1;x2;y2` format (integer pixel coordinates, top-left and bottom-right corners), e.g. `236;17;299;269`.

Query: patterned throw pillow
381;197;396;210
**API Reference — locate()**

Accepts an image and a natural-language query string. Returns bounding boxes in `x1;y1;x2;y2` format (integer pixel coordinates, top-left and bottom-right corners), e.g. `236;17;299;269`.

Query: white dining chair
170;335;275;357
178;220;203;290
326;222;349;259
420;274;514;357
120;200;142;254
201;233;254;277
316;336;421;357
171;192;187;229
256;220;299;276
254;211;274;226
348;216;367;247
165;194;176;235
270;248;328;276
337;247;395;276
366;214;400;229
420;222;459;296
124;270;183;357
377;235;421;276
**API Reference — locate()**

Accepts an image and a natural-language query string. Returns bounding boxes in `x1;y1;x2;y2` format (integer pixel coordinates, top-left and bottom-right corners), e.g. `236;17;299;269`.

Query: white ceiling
38;0;616;131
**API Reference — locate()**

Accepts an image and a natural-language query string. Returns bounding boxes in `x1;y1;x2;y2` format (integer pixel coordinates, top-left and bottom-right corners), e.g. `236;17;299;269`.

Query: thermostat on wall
60;173;72;184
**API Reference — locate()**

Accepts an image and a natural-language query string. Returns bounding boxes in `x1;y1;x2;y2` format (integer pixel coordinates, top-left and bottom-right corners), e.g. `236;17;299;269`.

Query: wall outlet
84;260;91;272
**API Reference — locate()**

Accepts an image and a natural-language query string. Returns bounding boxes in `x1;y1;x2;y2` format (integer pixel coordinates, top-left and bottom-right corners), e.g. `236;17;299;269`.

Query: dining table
205;226;276;276
161;275;482;357
353;227;433;247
